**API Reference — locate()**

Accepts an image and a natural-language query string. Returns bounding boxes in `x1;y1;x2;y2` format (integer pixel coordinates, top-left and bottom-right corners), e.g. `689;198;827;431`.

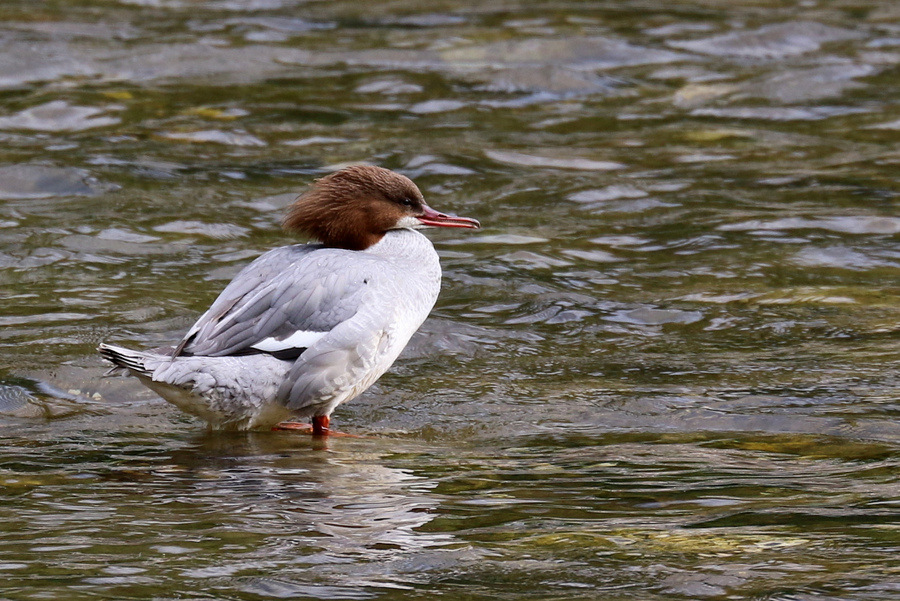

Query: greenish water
1;1;898;599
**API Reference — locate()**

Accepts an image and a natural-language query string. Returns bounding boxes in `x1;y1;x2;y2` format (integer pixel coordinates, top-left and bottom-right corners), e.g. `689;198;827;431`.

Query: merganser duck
99;165;479;435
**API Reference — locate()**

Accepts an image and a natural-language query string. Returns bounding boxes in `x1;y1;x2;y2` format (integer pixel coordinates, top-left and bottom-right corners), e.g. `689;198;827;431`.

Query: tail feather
98;343;153;377
97;341;296;429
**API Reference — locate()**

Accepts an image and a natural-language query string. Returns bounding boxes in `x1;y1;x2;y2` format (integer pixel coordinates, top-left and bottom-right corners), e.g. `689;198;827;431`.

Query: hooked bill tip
418;205;480;229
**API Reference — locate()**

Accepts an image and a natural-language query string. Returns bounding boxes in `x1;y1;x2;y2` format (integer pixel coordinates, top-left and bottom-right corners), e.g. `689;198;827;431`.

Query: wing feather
176;244;378;358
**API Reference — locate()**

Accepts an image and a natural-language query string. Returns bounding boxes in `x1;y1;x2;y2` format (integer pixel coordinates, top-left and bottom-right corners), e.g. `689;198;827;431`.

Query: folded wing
175;244;378;359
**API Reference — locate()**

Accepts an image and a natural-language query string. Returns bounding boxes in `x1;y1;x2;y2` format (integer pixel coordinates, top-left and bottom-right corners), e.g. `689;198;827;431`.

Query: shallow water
1;0;898;599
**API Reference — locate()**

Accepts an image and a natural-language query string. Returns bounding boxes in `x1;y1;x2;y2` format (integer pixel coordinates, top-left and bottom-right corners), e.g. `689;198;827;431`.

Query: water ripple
0;1;897;598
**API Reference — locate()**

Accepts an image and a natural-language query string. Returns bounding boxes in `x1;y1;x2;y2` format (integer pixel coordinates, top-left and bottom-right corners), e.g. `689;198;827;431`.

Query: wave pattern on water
0;0;897;599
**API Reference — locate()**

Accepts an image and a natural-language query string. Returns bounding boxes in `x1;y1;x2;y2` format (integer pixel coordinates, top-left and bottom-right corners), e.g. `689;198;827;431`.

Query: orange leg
312;415;330;436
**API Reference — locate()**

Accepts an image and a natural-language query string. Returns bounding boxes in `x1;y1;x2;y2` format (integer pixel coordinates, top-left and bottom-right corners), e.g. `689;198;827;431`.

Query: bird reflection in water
163;432;458;577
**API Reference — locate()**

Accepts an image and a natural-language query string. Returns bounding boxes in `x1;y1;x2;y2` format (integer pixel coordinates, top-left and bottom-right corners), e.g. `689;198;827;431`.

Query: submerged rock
0;164;113;199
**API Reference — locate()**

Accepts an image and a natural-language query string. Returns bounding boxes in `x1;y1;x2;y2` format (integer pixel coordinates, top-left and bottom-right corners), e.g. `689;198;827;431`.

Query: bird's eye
401;198;414;206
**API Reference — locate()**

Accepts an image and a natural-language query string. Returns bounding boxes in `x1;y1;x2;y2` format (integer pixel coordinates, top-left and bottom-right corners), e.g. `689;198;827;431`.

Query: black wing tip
97;343;151;375
267;347;307;361
220;347;308;361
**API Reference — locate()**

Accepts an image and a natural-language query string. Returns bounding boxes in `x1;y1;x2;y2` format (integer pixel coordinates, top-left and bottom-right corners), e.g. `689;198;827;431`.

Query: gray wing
176;244;376;358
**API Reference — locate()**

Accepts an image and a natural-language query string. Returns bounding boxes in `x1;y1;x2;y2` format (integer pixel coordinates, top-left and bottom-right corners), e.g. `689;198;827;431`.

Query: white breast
277;228;443;415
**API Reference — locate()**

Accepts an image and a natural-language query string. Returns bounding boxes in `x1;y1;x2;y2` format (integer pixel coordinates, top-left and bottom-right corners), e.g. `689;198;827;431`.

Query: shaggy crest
283;165;425;251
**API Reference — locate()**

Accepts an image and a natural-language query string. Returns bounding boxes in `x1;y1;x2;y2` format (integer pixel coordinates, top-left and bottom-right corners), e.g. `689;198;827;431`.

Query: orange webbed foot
272;416;364;437
272;422;313;433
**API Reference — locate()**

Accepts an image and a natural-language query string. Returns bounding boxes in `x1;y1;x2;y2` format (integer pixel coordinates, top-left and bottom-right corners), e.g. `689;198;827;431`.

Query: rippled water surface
1;1;898;599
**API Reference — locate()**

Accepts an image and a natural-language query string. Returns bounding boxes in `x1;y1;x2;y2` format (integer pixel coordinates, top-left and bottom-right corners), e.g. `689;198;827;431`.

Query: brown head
283;164;479;250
